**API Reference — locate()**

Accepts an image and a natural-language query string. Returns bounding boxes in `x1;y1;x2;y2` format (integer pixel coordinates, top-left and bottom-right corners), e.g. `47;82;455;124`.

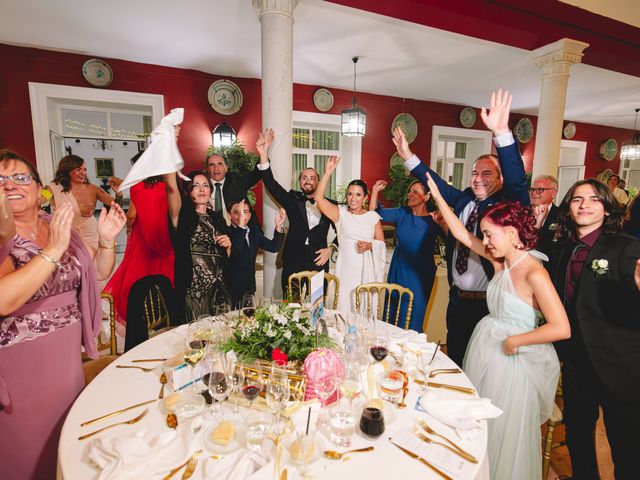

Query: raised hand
480;89;512;136
44;202;74;259
372;180;387;193
274;208;286;231
425;173;443;203
392;126;413;161
325;155;341;174
97;202;126;244
256;128;274;161
107;177;123;195
635;259;640;291
0;191;15;243
238;199;249;228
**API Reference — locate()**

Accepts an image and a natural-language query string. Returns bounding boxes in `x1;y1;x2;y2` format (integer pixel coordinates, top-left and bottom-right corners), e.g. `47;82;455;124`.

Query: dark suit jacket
258;166;336;278
226;224;284;305
211;167;262;208
536;203;560;259
550;233;640;400
411;141;530;286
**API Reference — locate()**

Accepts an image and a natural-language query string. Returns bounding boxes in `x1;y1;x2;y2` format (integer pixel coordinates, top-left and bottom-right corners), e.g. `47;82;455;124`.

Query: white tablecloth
58;319;489;480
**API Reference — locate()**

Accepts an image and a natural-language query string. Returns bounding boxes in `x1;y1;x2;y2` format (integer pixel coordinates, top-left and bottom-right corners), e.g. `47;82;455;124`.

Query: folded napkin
119;108;189;192
88;418;202;480
202;449;270;479
419;395;502;431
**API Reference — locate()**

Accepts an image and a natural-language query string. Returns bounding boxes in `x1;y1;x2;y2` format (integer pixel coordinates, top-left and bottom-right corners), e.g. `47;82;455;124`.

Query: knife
80;399;157;427
389;439;454;480
414;379;475;395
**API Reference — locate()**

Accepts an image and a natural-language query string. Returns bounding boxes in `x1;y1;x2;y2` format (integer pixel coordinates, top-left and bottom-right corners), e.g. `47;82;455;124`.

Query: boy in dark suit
549;179;640;480
225;199;285;307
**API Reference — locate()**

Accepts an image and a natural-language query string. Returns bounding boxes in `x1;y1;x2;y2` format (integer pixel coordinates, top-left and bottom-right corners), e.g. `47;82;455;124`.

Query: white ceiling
1;0;639;129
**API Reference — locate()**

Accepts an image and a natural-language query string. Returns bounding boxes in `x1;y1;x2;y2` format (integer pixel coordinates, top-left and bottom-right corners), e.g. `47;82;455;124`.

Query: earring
512;241;524;250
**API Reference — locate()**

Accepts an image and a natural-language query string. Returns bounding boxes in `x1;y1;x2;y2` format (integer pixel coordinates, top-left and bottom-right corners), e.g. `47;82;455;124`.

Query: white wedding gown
334;206;383;313
462;252;560;480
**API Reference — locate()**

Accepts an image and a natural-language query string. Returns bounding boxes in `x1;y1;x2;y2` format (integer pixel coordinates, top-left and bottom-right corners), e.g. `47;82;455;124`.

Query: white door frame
28;82;164;184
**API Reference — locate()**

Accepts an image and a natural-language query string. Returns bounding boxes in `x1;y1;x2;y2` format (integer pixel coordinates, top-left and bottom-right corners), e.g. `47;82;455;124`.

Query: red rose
272;348;288;366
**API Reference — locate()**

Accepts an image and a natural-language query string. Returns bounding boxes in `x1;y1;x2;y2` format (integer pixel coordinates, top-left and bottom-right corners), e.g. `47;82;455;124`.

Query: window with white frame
292;127;340;199
61;107;151;140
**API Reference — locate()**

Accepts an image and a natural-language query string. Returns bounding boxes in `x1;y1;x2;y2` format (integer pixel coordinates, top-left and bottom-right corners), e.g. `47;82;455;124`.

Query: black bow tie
299;193;315;204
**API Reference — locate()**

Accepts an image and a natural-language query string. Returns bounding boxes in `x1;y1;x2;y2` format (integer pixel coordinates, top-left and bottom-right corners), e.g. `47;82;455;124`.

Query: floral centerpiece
220;303;336;362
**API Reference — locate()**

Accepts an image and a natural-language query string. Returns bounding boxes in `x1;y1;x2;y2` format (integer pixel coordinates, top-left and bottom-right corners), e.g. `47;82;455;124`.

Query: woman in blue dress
369;179;439;332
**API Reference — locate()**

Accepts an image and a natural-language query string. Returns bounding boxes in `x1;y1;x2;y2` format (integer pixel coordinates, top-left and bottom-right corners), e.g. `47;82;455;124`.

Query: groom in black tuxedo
549;179;640;480
255;129;336;294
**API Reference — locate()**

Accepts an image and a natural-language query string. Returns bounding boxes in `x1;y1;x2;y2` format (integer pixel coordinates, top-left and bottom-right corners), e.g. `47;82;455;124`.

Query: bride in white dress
426;173;571;480
314;156;385;313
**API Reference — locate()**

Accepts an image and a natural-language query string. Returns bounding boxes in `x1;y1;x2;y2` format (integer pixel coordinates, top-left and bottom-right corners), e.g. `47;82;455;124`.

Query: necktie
214;183;222;214
455;201;479;275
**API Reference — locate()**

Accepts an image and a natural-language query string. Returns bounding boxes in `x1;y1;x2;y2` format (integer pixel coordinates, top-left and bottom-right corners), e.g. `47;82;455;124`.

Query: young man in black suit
225;199;285;307
549;179;640;480
255;129;336;294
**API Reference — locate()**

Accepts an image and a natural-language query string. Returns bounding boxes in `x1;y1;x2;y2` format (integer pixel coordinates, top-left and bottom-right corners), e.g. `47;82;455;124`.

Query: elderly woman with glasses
0;149;126;479
165;170;232;323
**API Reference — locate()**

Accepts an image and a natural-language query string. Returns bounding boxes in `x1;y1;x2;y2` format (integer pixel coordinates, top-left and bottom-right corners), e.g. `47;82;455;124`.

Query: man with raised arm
392;89;529;366
255;129;337;295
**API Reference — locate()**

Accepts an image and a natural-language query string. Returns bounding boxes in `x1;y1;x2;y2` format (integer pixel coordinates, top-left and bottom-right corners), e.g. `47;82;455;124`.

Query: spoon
159;373;167;399
397;387;409;409
323;446;374;460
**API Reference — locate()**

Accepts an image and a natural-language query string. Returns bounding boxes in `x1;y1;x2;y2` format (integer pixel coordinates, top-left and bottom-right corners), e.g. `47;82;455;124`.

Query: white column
532;38;589;178
253;0;299;298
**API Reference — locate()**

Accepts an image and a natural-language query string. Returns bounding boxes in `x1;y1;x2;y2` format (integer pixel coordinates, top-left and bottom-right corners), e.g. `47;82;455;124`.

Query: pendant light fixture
620;108;640;161
341;57;366;137
212;119;237;148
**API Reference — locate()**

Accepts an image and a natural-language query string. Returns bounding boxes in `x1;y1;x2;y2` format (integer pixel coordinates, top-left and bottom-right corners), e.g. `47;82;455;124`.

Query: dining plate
208;79;243;115
391;113;418;144
203;419;246;454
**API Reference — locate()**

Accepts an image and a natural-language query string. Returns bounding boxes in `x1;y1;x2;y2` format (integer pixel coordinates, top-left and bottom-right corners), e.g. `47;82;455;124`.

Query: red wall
1;43;635;222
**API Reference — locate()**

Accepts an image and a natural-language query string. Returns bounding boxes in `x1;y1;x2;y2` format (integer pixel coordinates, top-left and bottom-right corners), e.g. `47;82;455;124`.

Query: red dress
103;181;175;324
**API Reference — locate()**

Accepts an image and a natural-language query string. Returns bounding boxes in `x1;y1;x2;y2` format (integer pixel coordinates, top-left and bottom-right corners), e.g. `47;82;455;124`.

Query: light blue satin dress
463;252;560;480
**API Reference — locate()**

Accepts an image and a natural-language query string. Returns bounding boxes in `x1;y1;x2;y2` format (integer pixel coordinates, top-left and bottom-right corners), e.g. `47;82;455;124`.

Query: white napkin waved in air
419;395;503;431
118;108;189;192
202;448;270;479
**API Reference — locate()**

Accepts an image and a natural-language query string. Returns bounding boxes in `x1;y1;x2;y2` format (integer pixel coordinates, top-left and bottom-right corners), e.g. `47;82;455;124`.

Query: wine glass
241;362;264;410
369;331;389;364
339;363;362;409
207;351;230;416
314;364;338;407
191;316;214;347
259;297;273;308
226;362;245;413
183;335;205;394
242;294;256;318
266;364;290;434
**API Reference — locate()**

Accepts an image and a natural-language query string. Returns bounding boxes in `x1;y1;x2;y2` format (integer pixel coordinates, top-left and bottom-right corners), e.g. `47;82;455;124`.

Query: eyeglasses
0;173;35;186
529;187;556;194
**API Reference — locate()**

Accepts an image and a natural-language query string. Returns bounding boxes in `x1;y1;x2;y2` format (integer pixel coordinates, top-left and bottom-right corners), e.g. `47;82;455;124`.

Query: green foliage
206;141;259;205
382;164;415;207
219;303;336;362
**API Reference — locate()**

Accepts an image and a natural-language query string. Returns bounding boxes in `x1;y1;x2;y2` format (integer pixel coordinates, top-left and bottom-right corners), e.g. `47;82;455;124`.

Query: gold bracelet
38;252;62;269
98;239;116;250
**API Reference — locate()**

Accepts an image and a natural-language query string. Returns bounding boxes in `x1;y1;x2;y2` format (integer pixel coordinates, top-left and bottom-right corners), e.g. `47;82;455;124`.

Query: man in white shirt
393;90;530;365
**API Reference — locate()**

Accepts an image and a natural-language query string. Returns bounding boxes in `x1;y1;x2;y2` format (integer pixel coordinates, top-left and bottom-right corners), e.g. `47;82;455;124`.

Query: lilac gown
0;236;85;480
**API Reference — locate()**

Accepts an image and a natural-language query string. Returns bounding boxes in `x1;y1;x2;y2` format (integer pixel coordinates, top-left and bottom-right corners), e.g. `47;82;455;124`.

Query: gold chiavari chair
287;271;340;310
83;293;119;385
355;282;413;330
144;284;172;334
542;375;566;479
98;292;118;355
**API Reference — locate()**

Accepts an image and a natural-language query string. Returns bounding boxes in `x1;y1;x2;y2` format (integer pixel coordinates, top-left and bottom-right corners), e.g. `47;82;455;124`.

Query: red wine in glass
370;345;389;362
242;385;261;402
189;339;206;350
242;307;256;317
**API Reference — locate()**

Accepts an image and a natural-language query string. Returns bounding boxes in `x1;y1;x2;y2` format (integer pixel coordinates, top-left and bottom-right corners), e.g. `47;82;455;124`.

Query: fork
78;409;149;440
116;365;155;373
162;450;202;480
417;419;477;462
181;450;202;479
412;427;478;463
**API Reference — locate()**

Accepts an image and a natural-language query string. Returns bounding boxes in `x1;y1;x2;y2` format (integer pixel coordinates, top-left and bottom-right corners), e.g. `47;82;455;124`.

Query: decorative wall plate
599;139;618;161
391;113;418;144
313;88;334;112
513;117;534;143
82;59;113;87
208;79;243;115
563;122;576;139
459;107;477;128
390;153;410;175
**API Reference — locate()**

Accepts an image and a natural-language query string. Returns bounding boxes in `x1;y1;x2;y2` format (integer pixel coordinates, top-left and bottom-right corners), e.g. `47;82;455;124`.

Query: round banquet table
58;318;489;480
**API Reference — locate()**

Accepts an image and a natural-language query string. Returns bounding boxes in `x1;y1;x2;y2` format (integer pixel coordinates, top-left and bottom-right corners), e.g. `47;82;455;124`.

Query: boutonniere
591;259;609;276
548;223;557;231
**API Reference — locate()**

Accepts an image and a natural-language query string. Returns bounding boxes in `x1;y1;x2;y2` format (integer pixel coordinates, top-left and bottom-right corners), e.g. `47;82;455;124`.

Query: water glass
245;412;271;452
329;406;356;447
266;365;290;434
376;370;404;404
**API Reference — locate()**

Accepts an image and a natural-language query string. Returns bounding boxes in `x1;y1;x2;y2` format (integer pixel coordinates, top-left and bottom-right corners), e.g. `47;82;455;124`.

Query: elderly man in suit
549;179;640;480
225;199;285;307
530;174;560;257
255;129;337;295
392;89;530;366
206;151;261;225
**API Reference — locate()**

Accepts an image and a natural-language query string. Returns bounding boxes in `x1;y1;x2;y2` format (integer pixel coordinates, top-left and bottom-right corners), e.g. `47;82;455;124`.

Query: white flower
292;309;301;323
275;314;288;325
591;258;609;275
283;330;292;340
266;328;276;337
597;259;608;269
549;223;557;231
268;304;278;316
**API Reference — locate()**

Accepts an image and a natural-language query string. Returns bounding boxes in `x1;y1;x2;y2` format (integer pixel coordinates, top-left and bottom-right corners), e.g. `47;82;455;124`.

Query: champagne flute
242;362;264;410
266;364;290;434
226;362;245;413
241;294;256;318
314;364;338;407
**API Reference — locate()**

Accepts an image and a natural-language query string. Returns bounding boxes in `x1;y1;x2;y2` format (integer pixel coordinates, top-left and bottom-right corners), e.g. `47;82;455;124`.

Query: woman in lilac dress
0;150;125;480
